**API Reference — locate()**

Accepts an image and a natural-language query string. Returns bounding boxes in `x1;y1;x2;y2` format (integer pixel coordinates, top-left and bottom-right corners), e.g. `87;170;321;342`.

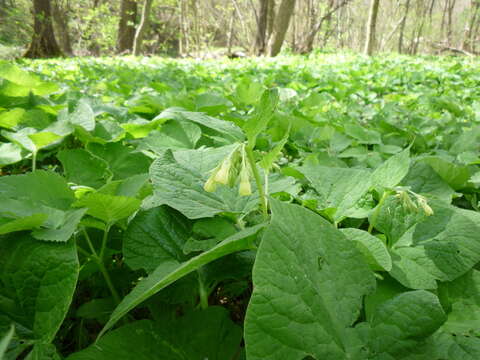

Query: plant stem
97;260;121;304
76;246;91;257
99;223;111;261
82;226;120;304
368;191;390;233
245;146;268;219
32;151;37;172
197;271;209;310
82;227;98;257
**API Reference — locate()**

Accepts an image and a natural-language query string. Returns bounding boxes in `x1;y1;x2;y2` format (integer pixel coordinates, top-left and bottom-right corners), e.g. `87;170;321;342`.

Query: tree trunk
443;0;457;45
266;0;276;43
133;0;153;56
254;0;269;55
227;8;236;54
364;0;380;55
472;5;480;52
52;0;73;55
409;0;433;55
462;0;480;51
232;0;252;49
398;0;411;53
117;0;137;54
267;0;296;56
25;0;63;58
297;0;352;54
178;0;190;56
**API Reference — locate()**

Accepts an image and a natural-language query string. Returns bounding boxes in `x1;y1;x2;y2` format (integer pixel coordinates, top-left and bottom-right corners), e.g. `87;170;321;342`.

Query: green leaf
121;119;161;139
75;119;125;144
390;202;480;289
87;142;151;180
402;162;454;203
0;171;75;210
344;124;381;144
192;217;236;240
182;237;218;254
341;228;392;271
158;119;202;148
76;298;114;322
371;195;426;245
1;128;37;152
0;143;23;167
0;234;79;342
364;275;408;322
244;200;375;360
25;344;61;360
172;143;239;175
0;108;25;129
298;164;372;221
371;148;410;188
146;148;296;218
71;308;241;360
243;88;279;145
259;129;290;171
420;156;470;190
57;149;109;188
429;332;480;359
123;206;191;273
154;108;244;143
236;80;264;105
0;195;83;242
74;193;141;225
389;248;439;290
32;208;87;242
0;62;58;96
441;302;480;336
147;149;252;219
28;131;62;150
69;99;95;131
438;270;480;337
195;92;232;115
101;224;265;336
0;325;14;359
0;213;47;235
138;120;201;153
368;290;446;356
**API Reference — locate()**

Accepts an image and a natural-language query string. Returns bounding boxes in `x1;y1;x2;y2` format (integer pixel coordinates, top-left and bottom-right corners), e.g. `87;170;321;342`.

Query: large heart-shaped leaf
245;200;375;359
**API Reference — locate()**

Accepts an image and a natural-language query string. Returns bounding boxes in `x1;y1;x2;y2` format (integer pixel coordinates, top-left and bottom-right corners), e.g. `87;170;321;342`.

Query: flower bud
214;159;230;185
417;196;434;216
396;190;416;211
238;164;252;196
203;177;217;192
239;177;252;196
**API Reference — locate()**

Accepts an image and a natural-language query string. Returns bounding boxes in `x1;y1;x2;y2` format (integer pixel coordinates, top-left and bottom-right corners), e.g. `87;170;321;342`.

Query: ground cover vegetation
1;0;479;59
0;53;480;359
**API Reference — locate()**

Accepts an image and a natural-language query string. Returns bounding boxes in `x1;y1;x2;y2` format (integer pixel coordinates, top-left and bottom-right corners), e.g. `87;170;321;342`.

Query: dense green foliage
1;54;480;359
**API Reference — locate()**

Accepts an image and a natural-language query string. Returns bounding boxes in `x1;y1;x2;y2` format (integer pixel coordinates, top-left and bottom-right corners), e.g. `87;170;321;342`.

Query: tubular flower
214;158;231;185
396;190;417;211
416;195;434;216
203;143;242;193
203;176;217;193
238;166;252;196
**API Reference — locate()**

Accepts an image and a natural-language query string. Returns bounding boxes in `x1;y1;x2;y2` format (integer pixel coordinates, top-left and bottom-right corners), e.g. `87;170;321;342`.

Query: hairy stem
82;226;120;304
32;151;37;172
246;146;268;219
97;260;121;304
99;223;111;261
197;271;209;310
368;191;390;233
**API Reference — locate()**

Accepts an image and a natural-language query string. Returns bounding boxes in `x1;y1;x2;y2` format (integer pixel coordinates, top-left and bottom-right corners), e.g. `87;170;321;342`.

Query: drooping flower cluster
395;188;433;216
204;144;252;196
